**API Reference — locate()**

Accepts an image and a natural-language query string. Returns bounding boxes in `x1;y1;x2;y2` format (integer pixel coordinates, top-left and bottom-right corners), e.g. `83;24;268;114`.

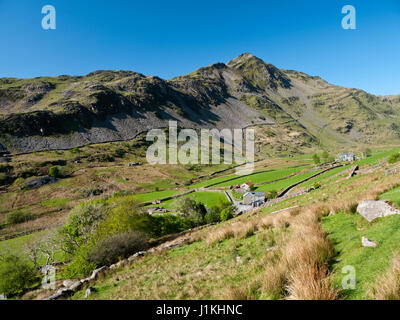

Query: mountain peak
227;53;262;68
227;53;291;90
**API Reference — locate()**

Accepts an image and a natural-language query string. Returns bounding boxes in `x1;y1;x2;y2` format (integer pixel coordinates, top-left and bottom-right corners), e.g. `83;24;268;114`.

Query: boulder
23;176;57;190
69;281;83;291
357;200;400;222
63;280;74;288
362;237;377;248
89;266;107;280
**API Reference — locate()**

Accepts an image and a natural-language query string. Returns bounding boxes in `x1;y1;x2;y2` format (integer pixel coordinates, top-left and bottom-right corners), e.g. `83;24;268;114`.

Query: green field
255;170;321;193
356;148;400;166
379;186;400;203
132;190;182;203
156;191;229;210
299;165;350;189
323;212;400;300
0;231;65;266
211;165;310;188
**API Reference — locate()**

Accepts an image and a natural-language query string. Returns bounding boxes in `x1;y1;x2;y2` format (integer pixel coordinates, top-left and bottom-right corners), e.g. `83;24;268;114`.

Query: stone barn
243;191;266;207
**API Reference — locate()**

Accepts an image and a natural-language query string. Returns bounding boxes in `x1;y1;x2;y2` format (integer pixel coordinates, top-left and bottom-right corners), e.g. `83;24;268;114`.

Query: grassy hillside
65;158;400;300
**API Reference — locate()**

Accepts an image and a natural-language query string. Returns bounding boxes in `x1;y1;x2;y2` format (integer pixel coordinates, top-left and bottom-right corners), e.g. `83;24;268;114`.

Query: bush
312;154;321;165
48;166;60;178
388;153;400;164
152;214;189;236
313;182;321;189
63;247;97;279
220;206;235;221
0;255;38;296
205;209;221;224
6;210;33;225
60;201;107;255
179;198;207;228
88;231;149;266
266;190;278;200
206;200;233;224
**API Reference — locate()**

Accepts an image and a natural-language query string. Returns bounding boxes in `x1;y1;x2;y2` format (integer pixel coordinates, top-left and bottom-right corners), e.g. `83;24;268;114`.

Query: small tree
60;201;107;255
179;198;207;227
49;166;60;178
266;190;278;200
0;254;37;296
312;154;321;165
388;153;400;164
363;148;372;158
321;151;330;163
220;206;235;221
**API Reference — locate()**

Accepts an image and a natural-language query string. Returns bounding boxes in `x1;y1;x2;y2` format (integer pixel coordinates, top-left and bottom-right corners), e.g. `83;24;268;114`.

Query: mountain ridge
1;53;400;154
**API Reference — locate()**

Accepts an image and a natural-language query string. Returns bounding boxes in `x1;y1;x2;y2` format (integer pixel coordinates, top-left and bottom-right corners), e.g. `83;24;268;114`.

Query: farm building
243;191;266;207
241;182;253;192
338;152;355;162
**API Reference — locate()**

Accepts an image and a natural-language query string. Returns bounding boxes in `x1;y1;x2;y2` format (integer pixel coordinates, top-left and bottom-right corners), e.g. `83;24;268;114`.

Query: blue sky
0;0;399;95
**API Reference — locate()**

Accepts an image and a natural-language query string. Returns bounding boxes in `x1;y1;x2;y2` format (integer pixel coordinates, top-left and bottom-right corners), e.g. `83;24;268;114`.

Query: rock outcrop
357;200;400;222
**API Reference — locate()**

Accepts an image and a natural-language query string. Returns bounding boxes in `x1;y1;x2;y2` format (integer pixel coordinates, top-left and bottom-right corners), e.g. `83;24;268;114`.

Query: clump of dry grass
225;281;261;300
203;210;292;245
260;206;337;300
368;253;400;300
286;263;337;300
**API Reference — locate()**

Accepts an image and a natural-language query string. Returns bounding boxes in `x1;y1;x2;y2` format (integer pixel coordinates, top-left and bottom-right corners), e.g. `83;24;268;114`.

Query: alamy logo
146;121;255;175
41;265;56;290
42;5;56;30
341;265;356;290
342;5;356;30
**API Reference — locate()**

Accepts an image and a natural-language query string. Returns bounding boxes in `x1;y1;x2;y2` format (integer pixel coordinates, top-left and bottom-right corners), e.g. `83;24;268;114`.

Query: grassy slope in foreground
323;213;400;300
68;159;400;300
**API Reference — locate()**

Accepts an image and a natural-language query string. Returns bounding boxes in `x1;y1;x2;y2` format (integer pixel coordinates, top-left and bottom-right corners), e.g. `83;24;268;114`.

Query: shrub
60;201;107;255
312;154;321;165
152;214;189;236
266;190;278;200
220;206;235;221
179;198;207;228
88;231;149;266
207;200;233;223
388;153;400;164
313;182;321;189
48;166;60;178
6;210;33;225
0;255;38;296
63;247;97;279
205;209;221;224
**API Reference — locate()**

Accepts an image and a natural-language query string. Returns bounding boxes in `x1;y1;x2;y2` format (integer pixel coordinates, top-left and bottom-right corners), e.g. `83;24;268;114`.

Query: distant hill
1;53;400;154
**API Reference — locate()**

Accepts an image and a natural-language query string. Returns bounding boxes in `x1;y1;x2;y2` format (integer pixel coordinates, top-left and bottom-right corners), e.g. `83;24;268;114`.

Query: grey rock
63;280;74;288
23;176;57;189
89;266;107;280
357;200;400;222
69;281;83;291
362;237;377;248
44;293;63;300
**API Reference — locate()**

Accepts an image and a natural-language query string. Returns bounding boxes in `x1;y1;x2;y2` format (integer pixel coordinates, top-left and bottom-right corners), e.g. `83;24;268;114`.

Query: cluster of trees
312;151;335;165
0;229;63;297
0;194;236;297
